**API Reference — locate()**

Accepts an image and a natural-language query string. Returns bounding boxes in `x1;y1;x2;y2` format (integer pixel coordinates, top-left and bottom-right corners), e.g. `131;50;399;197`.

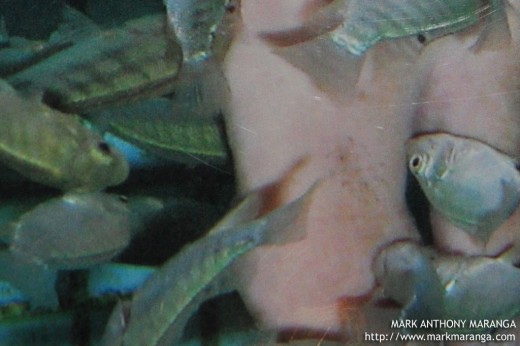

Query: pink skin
413;7;520;256
224;0;519;341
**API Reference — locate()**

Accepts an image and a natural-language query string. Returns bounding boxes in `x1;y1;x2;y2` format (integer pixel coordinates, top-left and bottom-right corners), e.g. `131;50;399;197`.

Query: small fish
88;98;230;166
0;79;128;192
8;192;133;269
7;14;182;113
0;192;161;308
0;5;97;77
376;242;520;333
406;133;520;241
327;0;489;56
165;0;240;62
102;183;314;346
164;0;241;119
264;0;494;97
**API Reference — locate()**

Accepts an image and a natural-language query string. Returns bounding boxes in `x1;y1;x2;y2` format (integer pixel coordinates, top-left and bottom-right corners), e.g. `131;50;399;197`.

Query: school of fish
0;0;518;345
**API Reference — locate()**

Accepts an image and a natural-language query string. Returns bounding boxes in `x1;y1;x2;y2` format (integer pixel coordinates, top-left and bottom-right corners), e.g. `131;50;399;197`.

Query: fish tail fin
170;58;231;119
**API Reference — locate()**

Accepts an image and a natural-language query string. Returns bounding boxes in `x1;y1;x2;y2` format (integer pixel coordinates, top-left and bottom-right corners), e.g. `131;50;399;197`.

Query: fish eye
417;34;426;44
409;154;423;172
97;141;111;155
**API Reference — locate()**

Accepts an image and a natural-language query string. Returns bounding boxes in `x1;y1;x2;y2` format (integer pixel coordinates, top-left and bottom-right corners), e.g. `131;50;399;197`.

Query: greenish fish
7;14;182;113
328;0;490;55
164;0;241;119
89;98;229;166
406;133;520;241
101;183;314;346
0;5;98;77
0;79;128;192
265;0;494;99
0;37;71;77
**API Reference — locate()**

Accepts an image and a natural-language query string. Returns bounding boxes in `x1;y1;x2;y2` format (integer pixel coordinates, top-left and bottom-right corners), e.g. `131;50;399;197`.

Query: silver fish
102;183;314;346
0;79;129;192
8;192;133;269
375;242;520;332
164;0;241;119
324;0;490;56
0;192;162;308
406;133;520;241
264;0;495;98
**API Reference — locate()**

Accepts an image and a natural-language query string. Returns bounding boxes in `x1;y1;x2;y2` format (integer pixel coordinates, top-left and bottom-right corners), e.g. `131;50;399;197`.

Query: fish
101;183;314;346
374;242;445;325
88;98;230;166
0;192;162;308
406;132;520;241
0;37;72;77
326;0;490;56
163;0;241;119
375;242;520;333
0;5;99;77
7;192;133;269
0;79;129;192
7;14;182;113
263;0;494;98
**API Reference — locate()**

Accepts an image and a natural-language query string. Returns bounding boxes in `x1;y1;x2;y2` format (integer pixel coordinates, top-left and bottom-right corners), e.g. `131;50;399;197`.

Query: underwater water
0;0;518;345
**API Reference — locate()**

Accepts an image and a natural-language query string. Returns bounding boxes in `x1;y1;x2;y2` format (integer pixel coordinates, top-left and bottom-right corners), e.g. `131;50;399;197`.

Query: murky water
0;1;518;345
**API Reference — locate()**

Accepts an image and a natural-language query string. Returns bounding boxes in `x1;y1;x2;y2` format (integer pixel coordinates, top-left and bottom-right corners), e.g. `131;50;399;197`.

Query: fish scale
7;14;182;113
330;0;488;55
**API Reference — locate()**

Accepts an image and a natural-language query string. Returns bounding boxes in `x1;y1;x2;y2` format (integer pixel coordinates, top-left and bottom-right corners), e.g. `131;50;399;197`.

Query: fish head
70;134;129;192
406;133;457;187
